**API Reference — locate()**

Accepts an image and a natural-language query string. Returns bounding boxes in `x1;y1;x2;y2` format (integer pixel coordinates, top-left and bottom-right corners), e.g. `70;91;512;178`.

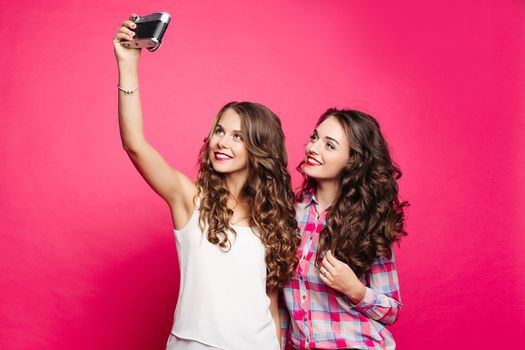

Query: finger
321;260;335;276
115;32;134;42
128;20;137;29
126;13;138;28
320;266;332;280
322;256;336;272
122;19;137;30
118;26;135;37
326;250;339;266
319;269;331;284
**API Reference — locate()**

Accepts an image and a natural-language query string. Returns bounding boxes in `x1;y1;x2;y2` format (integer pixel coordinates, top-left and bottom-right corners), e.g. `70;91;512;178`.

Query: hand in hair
319;250;366;304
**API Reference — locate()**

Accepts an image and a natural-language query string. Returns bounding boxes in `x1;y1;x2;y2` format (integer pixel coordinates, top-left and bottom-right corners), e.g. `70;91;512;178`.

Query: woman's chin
211;163;229;173
305;167;338;182
304;166;321;178
211;162;244;175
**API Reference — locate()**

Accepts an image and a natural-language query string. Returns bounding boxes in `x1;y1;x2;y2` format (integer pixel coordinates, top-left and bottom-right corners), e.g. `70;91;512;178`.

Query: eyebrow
325;136;340;145
313;128;340;145
216;123;241;133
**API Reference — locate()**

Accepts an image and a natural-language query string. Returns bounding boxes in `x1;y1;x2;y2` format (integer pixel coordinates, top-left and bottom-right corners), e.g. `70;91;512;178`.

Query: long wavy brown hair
297;108;408;277
196;101;300;291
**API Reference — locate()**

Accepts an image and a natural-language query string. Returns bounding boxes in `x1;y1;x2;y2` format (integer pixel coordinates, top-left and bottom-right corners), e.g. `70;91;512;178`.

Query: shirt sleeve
351;252;402;325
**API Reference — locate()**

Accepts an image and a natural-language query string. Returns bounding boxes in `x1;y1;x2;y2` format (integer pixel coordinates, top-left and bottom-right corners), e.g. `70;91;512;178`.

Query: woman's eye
326;143;335;150
215;128;224;135
309;133;318;142
233;133;243;141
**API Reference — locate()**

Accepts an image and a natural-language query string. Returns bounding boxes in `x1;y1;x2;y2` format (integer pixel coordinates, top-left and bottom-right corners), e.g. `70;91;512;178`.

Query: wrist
117;64;139;88
345;282;366;304
117;59;139;73
117;85;139;94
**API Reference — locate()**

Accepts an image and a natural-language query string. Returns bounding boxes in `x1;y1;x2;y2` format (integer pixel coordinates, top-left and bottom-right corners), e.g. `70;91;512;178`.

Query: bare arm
113;17;195;228
268;289;281;348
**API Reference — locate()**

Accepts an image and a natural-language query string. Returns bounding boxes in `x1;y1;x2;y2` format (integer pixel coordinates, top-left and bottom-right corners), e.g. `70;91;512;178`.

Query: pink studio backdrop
1;0;523;349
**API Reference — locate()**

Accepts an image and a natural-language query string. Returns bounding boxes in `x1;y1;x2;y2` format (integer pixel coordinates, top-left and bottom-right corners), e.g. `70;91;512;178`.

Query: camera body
121;12;171;52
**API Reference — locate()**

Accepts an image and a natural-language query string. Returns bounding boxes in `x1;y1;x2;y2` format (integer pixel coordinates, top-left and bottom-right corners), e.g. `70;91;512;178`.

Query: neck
225;171;248;203
315;179;340;212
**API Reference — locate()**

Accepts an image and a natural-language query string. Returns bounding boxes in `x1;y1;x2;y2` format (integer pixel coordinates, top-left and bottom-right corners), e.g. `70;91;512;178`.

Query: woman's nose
308;140;320;154
217;135;230;148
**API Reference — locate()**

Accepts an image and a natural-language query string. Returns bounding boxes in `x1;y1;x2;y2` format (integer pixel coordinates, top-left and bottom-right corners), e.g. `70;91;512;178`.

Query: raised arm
113;16;196;228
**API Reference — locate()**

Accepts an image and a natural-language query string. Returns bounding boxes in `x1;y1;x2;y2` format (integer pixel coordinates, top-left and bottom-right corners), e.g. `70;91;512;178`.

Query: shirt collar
302;191;333;215
304;191;319;208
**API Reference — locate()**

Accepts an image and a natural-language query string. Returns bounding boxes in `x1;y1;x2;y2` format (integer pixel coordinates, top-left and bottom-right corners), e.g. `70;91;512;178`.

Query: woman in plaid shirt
282;108;408;350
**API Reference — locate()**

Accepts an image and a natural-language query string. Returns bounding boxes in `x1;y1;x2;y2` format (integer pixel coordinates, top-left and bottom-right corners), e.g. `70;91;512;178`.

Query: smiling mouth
306;156;322;166
214;152;233;161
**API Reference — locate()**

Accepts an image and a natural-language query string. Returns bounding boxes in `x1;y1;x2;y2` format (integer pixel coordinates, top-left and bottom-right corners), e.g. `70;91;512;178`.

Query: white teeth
215;152;232;160
308;156;321;165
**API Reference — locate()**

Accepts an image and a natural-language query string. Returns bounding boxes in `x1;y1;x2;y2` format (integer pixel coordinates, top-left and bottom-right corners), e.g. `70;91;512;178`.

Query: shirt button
303;316;308;321
302;294;306;300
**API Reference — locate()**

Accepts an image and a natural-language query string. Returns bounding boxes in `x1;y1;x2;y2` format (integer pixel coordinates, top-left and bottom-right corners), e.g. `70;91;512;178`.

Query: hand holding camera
113;12;171;65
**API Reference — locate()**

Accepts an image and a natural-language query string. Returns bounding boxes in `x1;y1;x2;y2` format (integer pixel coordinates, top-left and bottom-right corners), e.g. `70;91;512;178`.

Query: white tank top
170;205;279;350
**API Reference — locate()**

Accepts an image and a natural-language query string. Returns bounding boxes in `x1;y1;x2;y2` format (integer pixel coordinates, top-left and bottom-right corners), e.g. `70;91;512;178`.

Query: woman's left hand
320;250;366;304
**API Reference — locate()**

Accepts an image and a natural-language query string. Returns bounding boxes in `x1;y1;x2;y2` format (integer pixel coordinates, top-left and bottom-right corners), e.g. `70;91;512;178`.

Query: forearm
324;251;402;325
118;61;146;152
351;287;402;325
351;255;402;325
268;289;281;347
112;18;197;210
273;314;281;348
344;280;366;304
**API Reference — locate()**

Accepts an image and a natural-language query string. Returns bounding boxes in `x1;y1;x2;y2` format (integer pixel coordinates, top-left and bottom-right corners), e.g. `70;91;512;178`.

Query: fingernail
130;32;135;36
131;24;136;28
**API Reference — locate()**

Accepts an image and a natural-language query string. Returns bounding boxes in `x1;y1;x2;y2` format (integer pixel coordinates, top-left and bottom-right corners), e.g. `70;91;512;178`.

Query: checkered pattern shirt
281;193;402;349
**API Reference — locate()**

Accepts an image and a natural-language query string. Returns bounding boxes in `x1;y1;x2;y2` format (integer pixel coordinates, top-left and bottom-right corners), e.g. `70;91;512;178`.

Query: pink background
1;0;524;349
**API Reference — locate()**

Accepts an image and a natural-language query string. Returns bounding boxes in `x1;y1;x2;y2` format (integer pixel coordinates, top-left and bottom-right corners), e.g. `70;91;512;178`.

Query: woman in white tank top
113;16;300;350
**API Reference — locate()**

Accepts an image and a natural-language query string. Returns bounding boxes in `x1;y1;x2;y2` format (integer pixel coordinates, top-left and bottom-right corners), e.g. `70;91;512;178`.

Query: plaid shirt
281;193;402;349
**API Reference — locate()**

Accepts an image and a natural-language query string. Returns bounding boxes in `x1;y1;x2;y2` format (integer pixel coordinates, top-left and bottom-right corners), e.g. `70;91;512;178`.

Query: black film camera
121;12;171;52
